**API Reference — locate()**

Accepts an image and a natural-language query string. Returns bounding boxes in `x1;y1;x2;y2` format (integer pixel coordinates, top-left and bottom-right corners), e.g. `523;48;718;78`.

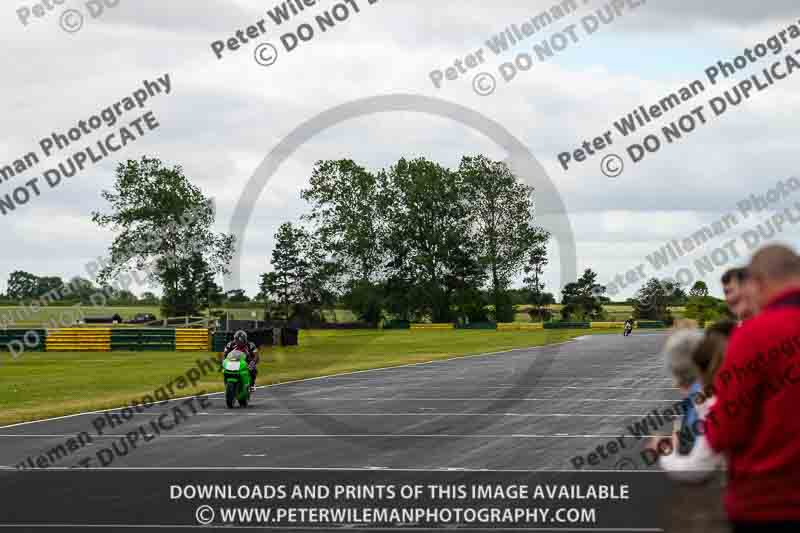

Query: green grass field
0;328;616;426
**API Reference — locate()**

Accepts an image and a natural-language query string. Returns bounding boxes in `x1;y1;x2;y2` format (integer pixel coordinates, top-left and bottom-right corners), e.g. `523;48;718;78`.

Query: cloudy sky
1;0;799;301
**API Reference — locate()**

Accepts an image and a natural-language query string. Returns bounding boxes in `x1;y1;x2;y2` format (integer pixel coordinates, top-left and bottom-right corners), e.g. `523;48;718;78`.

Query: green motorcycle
222;349;252;408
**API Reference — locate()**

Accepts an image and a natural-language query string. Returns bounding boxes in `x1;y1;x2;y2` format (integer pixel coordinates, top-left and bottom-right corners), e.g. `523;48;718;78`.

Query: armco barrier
637;321;666;328
590;321;626;329
497;322;543;331
410;323;455;330
0;329;46;352
175;328;210;351
46;328;111;352
383;320;411;330
110;329;176;351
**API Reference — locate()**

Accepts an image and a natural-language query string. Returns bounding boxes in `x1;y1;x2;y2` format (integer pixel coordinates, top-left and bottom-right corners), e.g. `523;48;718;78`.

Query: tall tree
91;157;234;317
382;158;484;322
633;278;674;322
259;223;337;322
301;160;385;283
561;269;606;321
6;271;38;300
459;155;547;322
523;239;550;321
689;281;709;298
34;276;64;298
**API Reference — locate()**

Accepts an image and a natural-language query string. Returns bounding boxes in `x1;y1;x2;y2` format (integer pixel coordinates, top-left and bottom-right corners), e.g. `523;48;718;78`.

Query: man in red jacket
706;244;800;532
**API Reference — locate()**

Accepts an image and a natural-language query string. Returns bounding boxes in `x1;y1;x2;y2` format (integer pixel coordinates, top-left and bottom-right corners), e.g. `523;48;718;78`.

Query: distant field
0;328;617;426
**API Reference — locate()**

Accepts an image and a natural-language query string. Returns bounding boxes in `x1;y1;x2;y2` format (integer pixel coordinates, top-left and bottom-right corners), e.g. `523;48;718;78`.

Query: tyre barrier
47;328;112;352
409;323;455;330
543;321;591;329
497;323;543;331
590;321;626;329
176;328;210;351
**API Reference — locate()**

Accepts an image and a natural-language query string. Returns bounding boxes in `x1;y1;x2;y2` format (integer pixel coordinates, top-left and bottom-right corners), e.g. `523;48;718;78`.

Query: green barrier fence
637;321;666;328
0;329;46;351
456;322;497;330
382;320;411;330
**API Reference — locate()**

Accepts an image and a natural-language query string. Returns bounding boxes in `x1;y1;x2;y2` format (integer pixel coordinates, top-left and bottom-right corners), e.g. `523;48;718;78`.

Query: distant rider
624;318;634;336
222;330;259;393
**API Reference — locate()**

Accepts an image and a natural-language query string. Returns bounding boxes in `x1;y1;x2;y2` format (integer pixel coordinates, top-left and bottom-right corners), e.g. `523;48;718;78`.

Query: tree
198;270;224;313
689;281;709;298
7;271;38;300
91;157;234;317
302;160;386;284
259;223;337;323
685;295;724;327
113;290;138;305
523;239;550;321
140;292;160;305
260;223;309;319
225;289;250;304
561;269;606;321
382;158;485;322
460;155;547;323
633;278;674;322
35;276;64;297
61;277;98;304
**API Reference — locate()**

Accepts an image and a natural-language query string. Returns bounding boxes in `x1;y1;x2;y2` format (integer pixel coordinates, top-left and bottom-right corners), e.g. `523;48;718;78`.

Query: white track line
305;397;679;402
193;412;677;417
0;466;665;472
0;433;664;438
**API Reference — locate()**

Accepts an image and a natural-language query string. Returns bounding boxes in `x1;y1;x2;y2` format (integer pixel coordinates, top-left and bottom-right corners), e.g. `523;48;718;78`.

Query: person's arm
250;343;260;365
705;331;760;453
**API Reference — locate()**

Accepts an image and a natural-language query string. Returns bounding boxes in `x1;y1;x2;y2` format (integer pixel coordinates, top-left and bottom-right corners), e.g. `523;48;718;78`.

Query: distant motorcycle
623;322;633;336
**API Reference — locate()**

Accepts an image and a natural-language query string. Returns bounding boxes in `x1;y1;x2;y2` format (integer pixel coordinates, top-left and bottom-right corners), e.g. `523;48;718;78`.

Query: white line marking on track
307;397;679;402
190;412;675;418
0;433;665;438
0;466;666;472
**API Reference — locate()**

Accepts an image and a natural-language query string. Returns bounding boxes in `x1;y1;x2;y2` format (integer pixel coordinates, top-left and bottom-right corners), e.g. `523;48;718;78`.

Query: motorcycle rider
222;330;259;393
623;317;634;335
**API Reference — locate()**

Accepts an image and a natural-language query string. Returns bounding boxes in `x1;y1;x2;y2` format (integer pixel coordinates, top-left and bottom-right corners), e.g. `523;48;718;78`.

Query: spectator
661;325;704;454
706;244;800;531
651;320;736;481
721;267;757;321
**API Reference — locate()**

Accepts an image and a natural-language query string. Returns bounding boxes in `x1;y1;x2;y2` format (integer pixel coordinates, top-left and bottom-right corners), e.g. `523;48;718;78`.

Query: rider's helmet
234;330;248;346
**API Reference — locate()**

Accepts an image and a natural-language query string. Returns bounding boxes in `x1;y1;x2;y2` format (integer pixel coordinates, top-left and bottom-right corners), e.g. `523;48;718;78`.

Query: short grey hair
662;329;704;387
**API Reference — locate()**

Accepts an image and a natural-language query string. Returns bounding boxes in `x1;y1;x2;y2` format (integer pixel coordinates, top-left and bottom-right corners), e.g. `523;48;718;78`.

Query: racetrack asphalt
0;332;680;471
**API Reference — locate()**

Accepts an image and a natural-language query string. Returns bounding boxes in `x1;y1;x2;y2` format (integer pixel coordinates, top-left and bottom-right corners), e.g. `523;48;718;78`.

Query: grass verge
0;328;618;426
